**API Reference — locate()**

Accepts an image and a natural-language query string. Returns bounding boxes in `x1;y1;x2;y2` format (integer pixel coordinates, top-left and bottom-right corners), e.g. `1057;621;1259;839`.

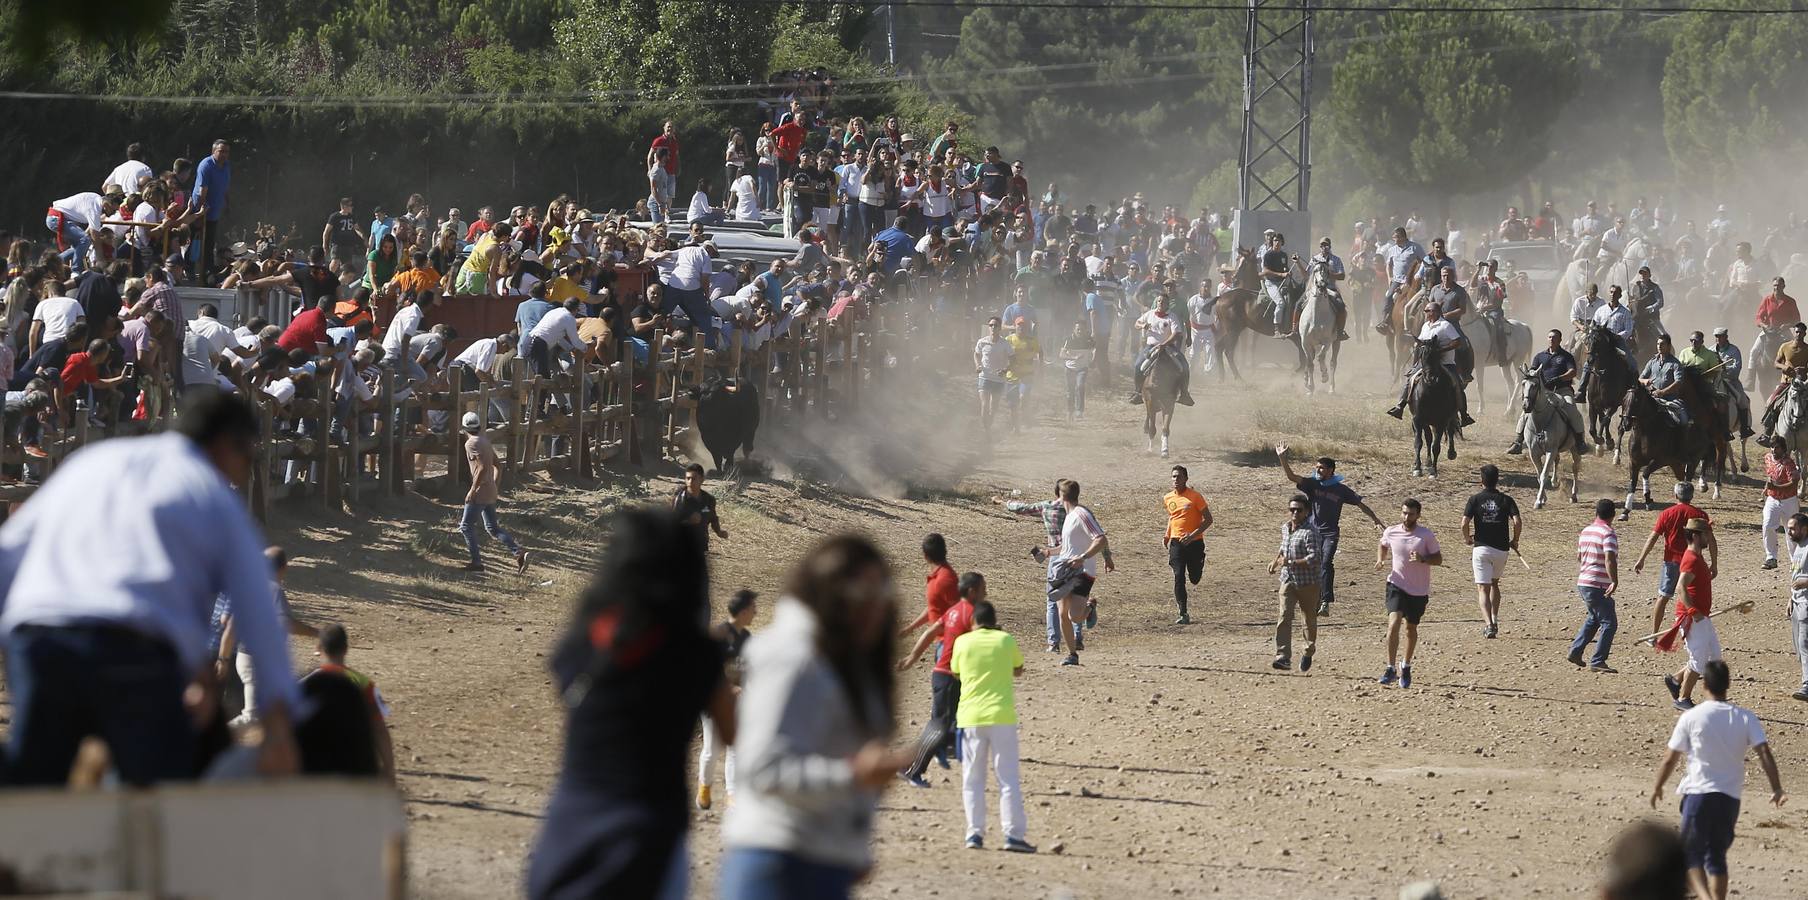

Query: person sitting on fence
58;337;128;426
12;320;87;392
401;324;457;398
451;332;516;392
3;382;54;463
332;347;380;440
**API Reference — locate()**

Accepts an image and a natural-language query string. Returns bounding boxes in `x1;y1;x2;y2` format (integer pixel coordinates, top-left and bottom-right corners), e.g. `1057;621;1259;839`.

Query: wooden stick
1633;600;1755;646
1512;546;1532;570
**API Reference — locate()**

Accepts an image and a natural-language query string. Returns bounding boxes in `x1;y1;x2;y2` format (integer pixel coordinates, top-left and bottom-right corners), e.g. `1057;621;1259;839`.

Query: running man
1461;464;1521;639
1269;494;1321;672
461;411;529;574
996;480;1082;650
1376;498;1441;689
898;570;982;789
1162;465;1211;625
1634;482;1716;639
1275;446;1384;616
1658;519;1720;711
1049;480;1113;667
1760;443;1798;570
1787;513;1808;702
1649;660;1786;900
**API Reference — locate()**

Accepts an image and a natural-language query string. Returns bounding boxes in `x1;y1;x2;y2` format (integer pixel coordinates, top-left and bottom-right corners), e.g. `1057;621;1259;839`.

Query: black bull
694;378;761;475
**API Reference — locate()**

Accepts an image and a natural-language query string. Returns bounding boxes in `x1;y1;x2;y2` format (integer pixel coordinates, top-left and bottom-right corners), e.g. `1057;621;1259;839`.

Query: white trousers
1792;600;1808;692
698;717;736;795
961;724;1026;842
1189;325;1215;373
1764;496;1800;563
229;650;258;727
1685;615;1723;675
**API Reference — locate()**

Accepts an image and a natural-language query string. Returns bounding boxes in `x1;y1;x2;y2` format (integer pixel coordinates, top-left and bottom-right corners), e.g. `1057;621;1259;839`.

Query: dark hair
1596;498;1617;520
1402;497;1422;513
318;622;349;658
1171;465;1187;478
553;508;710;699
1701;659;1730;697
1601;821;1686;900
684;463;705;476
1480;464;1500;488
970;599;997;629
1061;480;1080;504
197;302;219;318
176;391;259;448
1792;512;1808;529
728;589;757;616
957;571;985;597
784;535;896;736
1316;457;1336;469
922;532;948;565
1289;493;1311;510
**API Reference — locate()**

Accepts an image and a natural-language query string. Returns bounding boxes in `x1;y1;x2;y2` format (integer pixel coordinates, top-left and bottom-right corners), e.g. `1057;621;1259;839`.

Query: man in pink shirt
1375;498;1442;688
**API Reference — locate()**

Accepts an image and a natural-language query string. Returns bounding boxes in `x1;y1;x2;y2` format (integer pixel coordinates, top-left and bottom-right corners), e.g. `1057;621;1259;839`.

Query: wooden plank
574;362;590;477
376;370;396;499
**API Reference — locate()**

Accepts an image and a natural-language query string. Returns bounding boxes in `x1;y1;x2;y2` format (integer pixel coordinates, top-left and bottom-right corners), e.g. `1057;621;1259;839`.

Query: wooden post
377;370;396;499
508;357;530;485
813;321;828;417
345;392;363;506
255;401;275;523
574;361;591;477
317;372;335;508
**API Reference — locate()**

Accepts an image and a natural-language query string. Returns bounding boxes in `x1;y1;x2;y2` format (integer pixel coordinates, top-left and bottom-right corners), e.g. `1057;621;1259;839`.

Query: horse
1461;306;1532;415
1749;325;1787;397
1298;260;1339;394
1616;378;1721;518
1143;345;1185;458
1404;336;1461;478
1209;249;1275;382
1517;371;1583;509
1384;273;1426;382
1773;375;1808;478
1580;323;1633;457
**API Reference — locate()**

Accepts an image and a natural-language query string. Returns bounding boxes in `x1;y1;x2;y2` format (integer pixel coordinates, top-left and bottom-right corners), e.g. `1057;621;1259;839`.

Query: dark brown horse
1209;248;1275;382
1616;375;1722;519
1581;323;1633;457
1385;270;1427;382
1405;337;1462;478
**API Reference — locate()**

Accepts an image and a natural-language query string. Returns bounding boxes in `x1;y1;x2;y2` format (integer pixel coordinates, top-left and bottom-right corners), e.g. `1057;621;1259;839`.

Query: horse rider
1678;330;1732;439
1628;265;1665;321
1638;333;1691;426
1129;292;1195;408
1570;282;1605;346
1508;328;1591;456
1724;241;1761;310
1290;236;1350;342
1756;321;1808;447
1471;258;1511;360
1711;327;1755;439
1751;276;1799;383
1577;285;1634;398
1374;227;1426;335
1428;264;1474;381
1262;230;1300;338
1386;300;1475;427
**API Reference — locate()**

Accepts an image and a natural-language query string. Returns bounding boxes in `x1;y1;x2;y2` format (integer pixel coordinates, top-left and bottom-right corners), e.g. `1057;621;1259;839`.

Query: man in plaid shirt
1269;494;1323;672
999;479;1085;650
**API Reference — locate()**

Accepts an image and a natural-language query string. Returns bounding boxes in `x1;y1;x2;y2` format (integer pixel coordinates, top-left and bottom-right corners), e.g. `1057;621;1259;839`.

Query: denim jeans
47;214;91;274
1570;585;1617;666
1065;367;1088;415
1658;560;1680;598
1318;529;1341;604
460;502;522;565
756;164;778;211
4;624;195;786
717;848;858;900
660;284;719;349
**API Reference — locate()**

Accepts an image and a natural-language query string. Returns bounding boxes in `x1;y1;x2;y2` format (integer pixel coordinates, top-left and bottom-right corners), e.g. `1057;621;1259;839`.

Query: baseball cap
461;411;482;433
1712;326;1729;337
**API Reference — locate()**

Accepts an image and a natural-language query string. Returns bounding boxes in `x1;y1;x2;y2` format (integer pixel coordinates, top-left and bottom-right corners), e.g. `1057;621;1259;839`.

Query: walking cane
1632;599;1755;646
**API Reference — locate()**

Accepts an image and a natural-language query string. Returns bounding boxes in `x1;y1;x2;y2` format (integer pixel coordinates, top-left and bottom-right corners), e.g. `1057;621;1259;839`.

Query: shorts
1386;583;1429;625
1680;792;1740;876
977;374;1006;395
812;207;839;226
1684;614;1723;674
1471;546;1509;584
1658;560;1681;598
1048;569;1096;618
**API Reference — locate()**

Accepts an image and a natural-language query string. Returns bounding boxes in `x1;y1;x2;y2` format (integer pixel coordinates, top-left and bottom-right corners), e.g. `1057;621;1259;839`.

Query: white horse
1776;376;1808;481
1298;261;1339;394
1462;307;1533;415
1518;371;1583;509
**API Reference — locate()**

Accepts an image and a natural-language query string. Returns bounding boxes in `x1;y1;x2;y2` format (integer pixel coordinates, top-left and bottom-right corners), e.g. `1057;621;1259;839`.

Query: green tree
1662;4;1808;192
1328;9;1579;206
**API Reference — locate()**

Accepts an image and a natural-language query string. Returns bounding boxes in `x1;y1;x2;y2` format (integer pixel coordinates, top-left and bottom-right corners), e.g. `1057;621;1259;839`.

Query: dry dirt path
260;345;1808;898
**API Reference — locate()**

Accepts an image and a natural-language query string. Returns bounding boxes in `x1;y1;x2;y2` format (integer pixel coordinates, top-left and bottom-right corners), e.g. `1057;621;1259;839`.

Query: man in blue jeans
461;411;529;574
0;392;299;784
1569;498;1622;672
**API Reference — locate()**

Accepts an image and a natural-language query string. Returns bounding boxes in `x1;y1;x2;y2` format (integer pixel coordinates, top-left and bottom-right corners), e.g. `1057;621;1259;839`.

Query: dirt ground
15;333;1808;899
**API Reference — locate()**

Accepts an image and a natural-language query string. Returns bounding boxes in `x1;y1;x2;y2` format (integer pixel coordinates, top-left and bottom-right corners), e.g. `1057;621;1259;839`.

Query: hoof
1411;469;1423;478
1535;500;1547;510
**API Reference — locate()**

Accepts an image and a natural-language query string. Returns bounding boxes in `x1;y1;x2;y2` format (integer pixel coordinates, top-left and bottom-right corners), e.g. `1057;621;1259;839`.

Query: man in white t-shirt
29;294;84;354
1186;278;1218;375
729;172;760;222
1387;300;1473;426
1649;660;1785;900
48;191;120;276
381;294;427;362
974;316;1011;434
645;241;719;349
1047;479;1113;667
180;303;253;394
1128;294;1193;408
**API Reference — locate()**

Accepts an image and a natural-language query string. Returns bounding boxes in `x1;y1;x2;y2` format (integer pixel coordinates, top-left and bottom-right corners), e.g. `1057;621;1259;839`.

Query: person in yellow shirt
1003;316;1042;433
546;261;591;306
949;598;1034;853
1163;464;1212;624
457;222;513;295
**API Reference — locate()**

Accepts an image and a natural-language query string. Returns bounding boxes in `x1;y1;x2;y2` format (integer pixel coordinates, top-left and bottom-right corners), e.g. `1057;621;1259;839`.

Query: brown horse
1385;271;1427;382
1208;248;1275;382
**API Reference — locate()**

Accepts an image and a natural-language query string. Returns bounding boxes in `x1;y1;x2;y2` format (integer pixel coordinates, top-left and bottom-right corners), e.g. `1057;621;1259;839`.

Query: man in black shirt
1509;328;1590;455
976;146;1011;212
673;463;729;550
1461;464;1522;638
1276;445;1385;615
323;198;366;275
74;261;128;324
1261;231;1296;338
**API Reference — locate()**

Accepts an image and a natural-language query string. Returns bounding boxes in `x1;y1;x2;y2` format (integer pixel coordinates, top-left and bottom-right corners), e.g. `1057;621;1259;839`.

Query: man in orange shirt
1163;464;1211;625
388;250;441;298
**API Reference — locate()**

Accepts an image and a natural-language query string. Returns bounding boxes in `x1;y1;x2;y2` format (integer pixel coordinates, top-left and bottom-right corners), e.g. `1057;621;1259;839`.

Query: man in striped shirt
1569;499;1622;672
1269;494;1322;672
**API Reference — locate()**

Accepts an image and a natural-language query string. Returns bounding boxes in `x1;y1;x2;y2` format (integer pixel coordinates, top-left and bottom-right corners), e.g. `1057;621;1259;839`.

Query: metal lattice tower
1233;0;1315;249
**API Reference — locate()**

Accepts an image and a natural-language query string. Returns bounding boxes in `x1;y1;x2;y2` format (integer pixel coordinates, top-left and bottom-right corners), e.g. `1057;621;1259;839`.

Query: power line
661;0;1808;12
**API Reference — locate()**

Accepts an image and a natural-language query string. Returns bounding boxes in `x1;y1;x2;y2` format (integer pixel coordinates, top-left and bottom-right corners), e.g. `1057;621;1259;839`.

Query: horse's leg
1144;406;1155;452
1535;450;1551;509
1412;424;1424;478
1623;461;1638;521
1569;447;1582;503
1329;340;1339;394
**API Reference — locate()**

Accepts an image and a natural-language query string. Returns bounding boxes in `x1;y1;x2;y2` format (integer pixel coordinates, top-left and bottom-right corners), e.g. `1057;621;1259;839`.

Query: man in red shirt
771;116;806;181
1659;519;1720;710
276;296;334;354
1754;276;1798;331
59;339;128;412
898;570;983;787
1633;481;1717;639
648;120;681;180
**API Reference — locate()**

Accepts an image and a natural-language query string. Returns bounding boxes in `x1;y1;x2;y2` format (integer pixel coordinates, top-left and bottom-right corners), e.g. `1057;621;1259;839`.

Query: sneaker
462;561;486;573
1374;322;1391;335
1505;441;1525;455
1379;666;1397;686
1673;698;1696;711
1400;666;1413;689
1664;674;1681;701
1485;623;1498;639
966;834;984;850
696;784;712;810
1589;663;1618;673
1074;634;1084;652
1003;838;1038;854
1047;642;1062;653
515;549;531;574
1567;650;1586;667
1300;653;1313;673
1085;599;1098;629
1763;558;1778;570
1272;657;1291;671
1129;392;1144;405
1792;688;1808;701
1756;434;1775;447
1174;613;1191;626
22;444;46;459
1316;599;1332;616
1385;405;1405;419
1061;653;1080;667
899;771;931;789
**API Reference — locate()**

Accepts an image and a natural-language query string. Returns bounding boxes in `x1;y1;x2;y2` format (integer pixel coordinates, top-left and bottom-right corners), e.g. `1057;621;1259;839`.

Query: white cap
461;411;481;433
